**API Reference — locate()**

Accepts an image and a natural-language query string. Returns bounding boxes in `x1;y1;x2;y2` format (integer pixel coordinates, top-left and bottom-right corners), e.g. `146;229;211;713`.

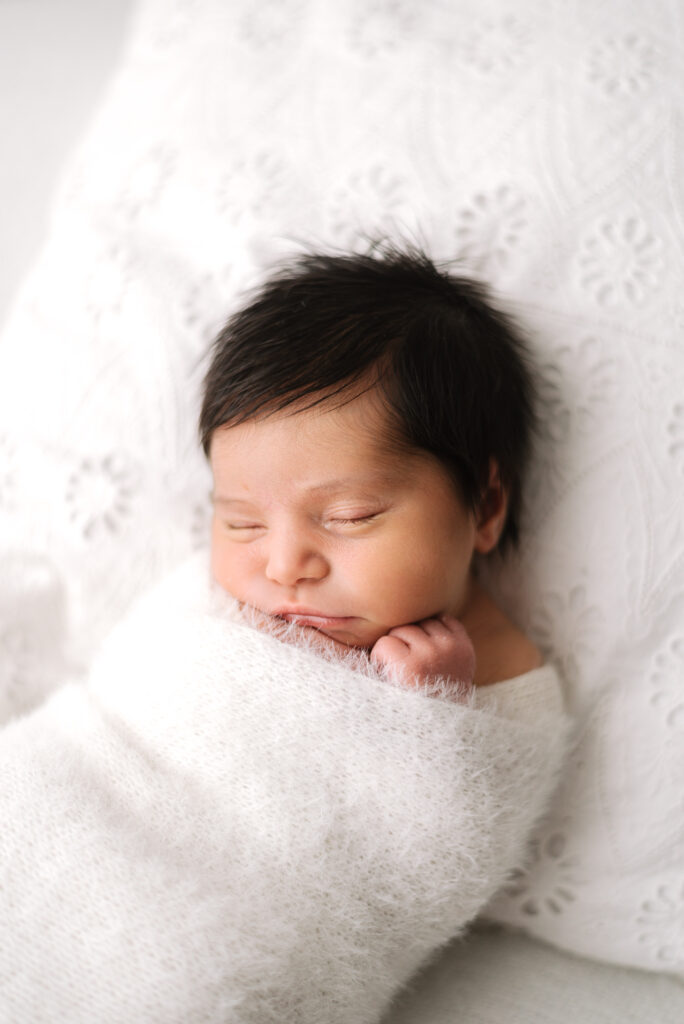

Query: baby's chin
280;620;376;653
314;625;374;652
230;594;392;652
310;615;413;651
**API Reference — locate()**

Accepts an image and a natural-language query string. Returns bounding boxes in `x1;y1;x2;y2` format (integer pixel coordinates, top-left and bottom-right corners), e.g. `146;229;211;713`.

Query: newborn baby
0;246;567;1024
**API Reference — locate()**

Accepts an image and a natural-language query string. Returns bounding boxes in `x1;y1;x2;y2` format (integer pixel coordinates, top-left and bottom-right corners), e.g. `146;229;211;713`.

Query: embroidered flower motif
640;351;671;392
637;881;684;970
116;145;177;222
532;585;603;680
328;165;411;247
84;237;137;322
453;15;531;74
217;152;291;224
587;33;657;97
650;637;684;731
535;360;572;445
66;455;138;541
538;337;619;441
572;336;620;428
577;214;663;306
347;0;416;59
454;186;528;275
502;830;579;917
522;332;620;520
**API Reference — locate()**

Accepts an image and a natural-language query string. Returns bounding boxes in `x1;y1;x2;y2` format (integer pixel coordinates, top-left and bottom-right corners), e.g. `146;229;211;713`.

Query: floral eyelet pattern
531;585;604;682
452;15;532;75
217;153;291;225
500;830;580;918
115;145;177;223
328;165;412;247
649;637;684;731
587;34;658;98
577;214;664;306
454;186;528;276
637;882;684;971
66;455;139;542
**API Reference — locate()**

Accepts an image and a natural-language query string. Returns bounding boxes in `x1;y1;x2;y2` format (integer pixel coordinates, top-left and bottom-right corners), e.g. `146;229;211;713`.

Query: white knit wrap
0;556;568;1023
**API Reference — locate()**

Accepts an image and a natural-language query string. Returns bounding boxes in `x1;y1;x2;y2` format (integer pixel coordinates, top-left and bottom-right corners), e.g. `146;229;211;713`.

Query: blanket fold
0;555;568;1024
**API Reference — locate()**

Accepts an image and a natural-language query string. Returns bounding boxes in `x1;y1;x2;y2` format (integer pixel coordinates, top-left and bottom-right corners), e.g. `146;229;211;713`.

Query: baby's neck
460;581;542;686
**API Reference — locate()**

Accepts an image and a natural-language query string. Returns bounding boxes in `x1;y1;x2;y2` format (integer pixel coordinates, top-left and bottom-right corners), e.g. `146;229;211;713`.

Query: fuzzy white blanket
0;555;568;1023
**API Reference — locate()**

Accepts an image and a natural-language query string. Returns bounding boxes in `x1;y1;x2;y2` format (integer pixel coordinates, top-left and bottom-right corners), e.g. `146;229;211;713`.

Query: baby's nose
264;536;328;586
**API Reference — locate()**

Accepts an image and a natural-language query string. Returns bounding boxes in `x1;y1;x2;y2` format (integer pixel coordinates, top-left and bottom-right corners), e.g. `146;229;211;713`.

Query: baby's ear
473;460;508;554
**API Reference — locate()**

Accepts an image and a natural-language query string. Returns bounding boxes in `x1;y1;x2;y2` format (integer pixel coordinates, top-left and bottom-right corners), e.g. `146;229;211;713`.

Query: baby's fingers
384;622;437;649
369;633;411;670
436;613;470;637
416;617;464;643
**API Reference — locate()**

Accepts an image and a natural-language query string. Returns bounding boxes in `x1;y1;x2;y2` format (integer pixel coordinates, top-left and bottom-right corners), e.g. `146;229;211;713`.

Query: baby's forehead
209;389;430;496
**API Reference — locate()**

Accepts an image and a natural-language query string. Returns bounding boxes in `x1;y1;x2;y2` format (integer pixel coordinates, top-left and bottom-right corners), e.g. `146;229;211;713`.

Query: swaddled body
0;556;566;1023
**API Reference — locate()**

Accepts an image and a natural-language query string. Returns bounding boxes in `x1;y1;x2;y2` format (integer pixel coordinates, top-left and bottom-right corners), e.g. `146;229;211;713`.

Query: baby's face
209;389;482;649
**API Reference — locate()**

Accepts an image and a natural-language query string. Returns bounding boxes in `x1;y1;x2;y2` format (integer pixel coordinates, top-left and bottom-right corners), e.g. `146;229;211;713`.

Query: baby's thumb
369;634;407;672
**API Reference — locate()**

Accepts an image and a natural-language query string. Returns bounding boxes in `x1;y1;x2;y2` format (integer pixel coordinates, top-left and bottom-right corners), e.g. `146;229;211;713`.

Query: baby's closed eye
326;511;382;527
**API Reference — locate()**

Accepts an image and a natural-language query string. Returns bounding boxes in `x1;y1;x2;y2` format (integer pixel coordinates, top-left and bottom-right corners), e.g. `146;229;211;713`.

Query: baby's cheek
210;520;227;582
210;528;254;601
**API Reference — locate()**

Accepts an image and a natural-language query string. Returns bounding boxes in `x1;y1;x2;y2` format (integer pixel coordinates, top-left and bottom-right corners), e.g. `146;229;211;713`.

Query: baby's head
200;247;534;649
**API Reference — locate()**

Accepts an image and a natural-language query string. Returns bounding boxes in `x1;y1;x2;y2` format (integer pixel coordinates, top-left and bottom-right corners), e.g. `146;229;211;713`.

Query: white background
0;0;134;330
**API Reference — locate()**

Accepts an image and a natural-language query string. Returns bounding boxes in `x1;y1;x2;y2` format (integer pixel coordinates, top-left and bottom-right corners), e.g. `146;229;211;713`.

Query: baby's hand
370;615;476;694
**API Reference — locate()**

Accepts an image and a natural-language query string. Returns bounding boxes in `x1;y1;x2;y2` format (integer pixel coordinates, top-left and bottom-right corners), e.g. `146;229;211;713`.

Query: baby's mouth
277;612;353;629
273;611;369;650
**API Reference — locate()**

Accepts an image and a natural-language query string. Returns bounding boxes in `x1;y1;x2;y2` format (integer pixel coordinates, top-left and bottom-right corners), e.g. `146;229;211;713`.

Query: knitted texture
0;555;567;1023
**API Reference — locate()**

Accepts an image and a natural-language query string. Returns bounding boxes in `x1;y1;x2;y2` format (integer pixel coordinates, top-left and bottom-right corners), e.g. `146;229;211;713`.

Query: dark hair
199;246;535;551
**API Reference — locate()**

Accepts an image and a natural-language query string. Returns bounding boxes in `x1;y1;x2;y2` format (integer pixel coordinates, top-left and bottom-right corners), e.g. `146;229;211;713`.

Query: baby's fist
370;615;476;695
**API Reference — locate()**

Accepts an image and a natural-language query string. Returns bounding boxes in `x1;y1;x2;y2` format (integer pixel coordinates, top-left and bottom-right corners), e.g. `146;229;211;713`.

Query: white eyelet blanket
0;555;567;1023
